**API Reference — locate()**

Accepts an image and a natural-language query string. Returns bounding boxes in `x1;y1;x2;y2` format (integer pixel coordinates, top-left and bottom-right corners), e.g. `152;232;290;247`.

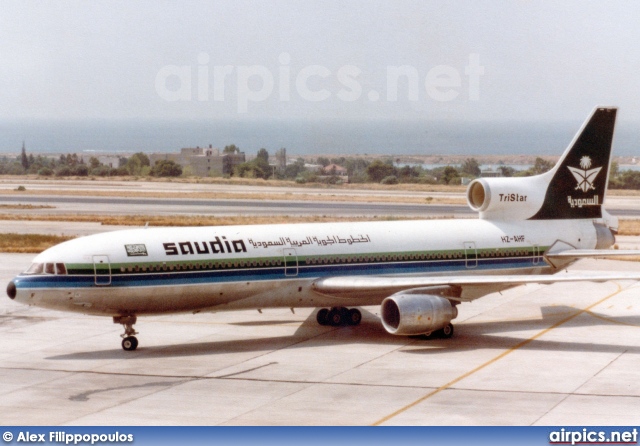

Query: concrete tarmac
2;254;640;425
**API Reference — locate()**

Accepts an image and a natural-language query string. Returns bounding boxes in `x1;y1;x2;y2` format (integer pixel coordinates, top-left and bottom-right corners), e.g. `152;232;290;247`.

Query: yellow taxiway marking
584;310;640;328
372;283;625;426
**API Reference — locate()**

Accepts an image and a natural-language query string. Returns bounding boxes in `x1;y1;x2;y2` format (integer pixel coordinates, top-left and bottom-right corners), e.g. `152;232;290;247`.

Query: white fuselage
11;217;597;317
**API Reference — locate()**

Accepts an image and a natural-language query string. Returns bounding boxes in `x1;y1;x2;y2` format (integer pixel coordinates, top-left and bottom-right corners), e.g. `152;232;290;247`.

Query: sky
1;0;640;123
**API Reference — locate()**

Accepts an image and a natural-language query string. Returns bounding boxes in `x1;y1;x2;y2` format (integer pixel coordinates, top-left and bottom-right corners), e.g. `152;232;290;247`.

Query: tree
90;165;113;177
531;157;554;175
20;141;29;171
461;158;481;177
498;165;517;177
89;157;101;170
275;148;287;170
515;157;555;177
344;158;370;183
316;156;330;167
126;152;151;175
366;159;397;183
442;166;460;185
150;160;182;177
256;148;269;162
381;175;399;185
55;166;73;177
614;171;640;189
232;148;275;179
234;161;268;179
72;164;89;176
398;165;420;181
223;144;240;154
65;154;75;166
283;158;306;179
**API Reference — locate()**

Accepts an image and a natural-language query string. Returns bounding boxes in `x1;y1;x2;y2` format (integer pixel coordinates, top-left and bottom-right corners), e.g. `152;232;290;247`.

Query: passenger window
45;263;55;274
56;263;67;275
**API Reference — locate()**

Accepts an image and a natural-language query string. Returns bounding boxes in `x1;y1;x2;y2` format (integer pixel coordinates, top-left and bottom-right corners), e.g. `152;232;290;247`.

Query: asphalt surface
0;194;470;217
2;194;640;218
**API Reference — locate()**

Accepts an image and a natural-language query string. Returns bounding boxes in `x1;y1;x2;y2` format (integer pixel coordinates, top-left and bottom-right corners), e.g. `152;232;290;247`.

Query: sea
0;119;639;158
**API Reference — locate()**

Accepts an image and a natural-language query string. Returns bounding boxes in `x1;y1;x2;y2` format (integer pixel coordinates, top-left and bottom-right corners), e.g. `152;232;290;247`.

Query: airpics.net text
155;53;484;112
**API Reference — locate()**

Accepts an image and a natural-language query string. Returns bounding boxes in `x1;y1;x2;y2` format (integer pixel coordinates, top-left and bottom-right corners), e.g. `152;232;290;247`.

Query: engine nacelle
381;294;458;336
466;175;548;220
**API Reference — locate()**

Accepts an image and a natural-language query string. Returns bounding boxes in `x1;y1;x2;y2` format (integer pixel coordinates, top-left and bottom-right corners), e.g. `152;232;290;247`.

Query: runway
2;254;640;425
4;194;640;219
0;194;470;218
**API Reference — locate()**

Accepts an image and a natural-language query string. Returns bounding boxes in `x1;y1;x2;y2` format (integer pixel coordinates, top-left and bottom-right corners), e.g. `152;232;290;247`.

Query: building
318;163;349;183
149;145;246;177
96;155;122;168
480;169;502;178
321;164;348;176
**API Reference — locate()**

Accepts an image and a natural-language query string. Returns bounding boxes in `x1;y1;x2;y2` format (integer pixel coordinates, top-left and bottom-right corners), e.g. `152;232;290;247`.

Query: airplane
7;106;640;351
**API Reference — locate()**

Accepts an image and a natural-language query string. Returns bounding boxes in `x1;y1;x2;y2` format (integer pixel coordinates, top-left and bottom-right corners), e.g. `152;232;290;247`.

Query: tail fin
529;106;617;220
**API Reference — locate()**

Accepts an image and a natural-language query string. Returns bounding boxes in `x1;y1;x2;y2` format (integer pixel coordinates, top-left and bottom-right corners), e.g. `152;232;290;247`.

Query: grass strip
0;233;75;253
0;214;433;227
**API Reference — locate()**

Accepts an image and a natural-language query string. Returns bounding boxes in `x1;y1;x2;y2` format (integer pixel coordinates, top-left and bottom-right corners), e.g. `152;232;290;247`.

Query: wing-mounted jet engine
381;292;458;338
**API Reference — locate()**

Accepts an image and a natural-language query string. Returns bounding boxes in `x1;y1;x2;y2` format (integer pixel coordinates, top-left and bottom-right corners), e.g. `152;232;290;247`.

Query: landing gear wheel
316;308;330;326
440;323;454;339
317;307;361;327
328;308;344;326
114;315;139;350
122;336;138;351
347;308;362;326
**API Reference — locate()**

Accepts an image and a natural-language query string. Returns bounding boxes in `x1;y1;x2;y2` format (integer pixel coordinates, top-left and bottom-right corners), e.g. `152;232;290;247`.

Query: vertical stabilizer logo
568;156;602;192
567;156;602;208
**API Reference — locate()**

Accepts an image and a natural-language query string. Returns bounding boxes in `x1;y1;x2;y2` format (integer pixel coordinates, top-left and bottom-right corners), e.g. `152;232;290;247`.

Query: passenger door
93;255;112;286
283;248;298;277
464;242;478;269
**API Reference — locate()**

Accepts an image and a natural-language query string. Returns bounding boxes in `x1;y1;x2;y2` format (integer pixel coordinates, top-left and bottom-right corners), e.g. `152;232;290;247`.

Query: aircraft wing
312;270;640;301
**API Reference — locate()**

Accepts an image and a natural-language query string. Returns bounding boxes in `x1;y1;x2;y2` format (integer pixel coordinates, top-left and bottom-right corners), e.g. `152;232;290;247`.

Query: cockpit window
23;262;67;275
24;263;44;275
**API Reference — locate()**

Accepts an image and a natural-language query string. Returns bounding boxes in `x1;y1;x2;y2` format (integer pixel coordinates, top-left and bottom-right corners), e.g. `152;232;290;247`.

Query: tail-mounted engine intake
381;293;458;336
466;176;548;220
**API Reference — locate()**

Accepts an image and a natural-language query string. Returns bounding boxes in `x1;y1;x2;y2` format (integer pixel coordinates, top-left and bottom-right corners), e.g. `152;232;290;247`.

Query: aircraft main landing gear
316;307;362;327
114;315;139;351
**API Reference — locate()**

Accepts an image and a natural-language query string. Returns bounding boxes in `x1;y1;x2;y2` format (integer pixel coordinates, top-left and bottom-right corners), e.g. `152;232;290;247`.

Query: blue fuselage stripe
16;257;548;289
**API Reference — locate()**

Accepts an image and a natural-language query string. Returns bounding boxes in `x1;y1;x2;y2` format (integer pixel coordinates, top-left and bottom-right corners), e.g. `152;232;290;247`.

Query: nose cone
6;281;16;300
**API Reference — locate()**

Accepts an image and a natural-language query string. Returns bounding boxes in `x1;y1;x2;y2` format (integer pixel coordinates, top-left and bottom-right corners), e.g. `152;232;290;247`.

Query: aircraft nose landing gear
114;315;138;351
